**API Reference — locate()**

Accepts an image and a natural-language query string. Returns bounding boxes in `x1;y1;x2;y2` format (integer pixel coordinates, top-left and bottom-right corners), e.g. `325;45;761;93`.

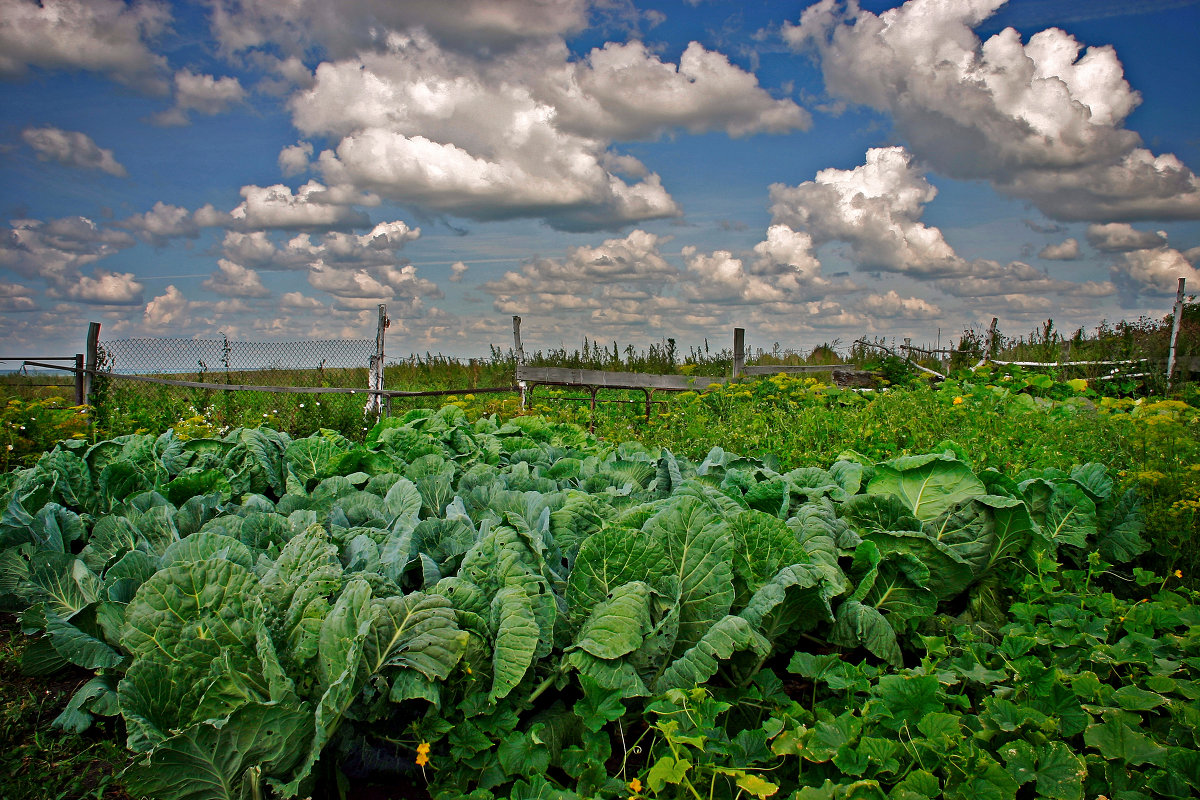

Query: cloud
936;260;1079;298
1039;238;1080;260
0;280;36;312
287;31;690;230
0;0;170;92
280;291;325;311
143;285;195;330
680;247;786;304
859;290;941;319
547;40;810;139
1086;222;1169;252
203;259;271;298
307;266;393;299
768;147;967;277
0;216;135;285
279;141;314;176
1111;247;1200;302
152;69;247;126
788;0;1200;222
21;126;127;176
231;181;375;231
54;269;144;305
449;261;468;282
483;229;677;312
205;0;590;58
119;202;205;245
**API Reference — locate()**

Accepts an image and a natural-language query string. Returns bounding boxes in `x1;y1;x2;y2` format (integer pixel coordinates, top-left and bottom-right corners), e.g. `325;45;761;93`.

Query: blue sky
3;0;1199;360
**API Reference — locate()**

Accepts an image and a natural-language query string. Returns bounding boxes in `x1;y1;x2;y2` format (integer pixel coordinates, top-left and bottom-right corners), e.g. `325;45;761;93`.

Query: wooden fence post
514;316;527;410
1166;277;1186;391
74;354;84;405
84;321;100;403
986;317;999;359
733;327;745;379
366;304;388;417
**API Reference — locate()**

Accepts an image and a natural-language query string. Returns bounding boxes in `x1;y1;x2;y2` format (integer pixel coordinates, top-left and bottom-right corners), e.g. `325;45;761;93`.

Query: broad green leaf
653;614;769;693
160;532;254;570
647;756;690;792
839;494;922;534
868;453;985;521
728;510;808;601
53;675;118;734
830;600;902;667
566;526;670;628
1001;740;1085;800
1084;718;1167;765
363;591;468;682
644;496;734;655
1098;489;1148;564
44;607;123;670
122;702;310;800
122;560;261;660
490;584;539;702
573;580;653;660
1020;479;1096;549
81;515;140;573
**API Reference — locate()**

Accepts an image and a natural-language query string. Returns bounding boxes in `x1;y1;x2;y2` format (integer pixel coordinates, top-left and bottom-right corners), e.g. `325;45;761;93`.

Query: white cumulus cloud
1086;222;1169;252
787;0;1200;221
153;69;247;126
21;126;127;176
203;259;271;298
0;0;170;92
1039;238;1080;260
768;147;966;277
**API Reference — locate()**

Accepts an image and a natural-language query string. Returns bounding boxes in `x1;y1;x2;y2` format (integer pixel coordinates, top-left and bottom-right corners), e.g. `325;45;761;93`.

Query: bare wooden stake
366;304;388;417
84;321;100;403
1166;277;1187;391
733;327;745;379
513;316;527;410
74;354;84;405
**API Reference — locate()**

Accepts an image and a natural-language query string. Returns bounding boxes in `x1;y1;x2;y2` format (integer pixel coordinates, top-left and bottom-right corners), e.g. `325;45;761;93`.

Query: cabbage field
1;404;1198;800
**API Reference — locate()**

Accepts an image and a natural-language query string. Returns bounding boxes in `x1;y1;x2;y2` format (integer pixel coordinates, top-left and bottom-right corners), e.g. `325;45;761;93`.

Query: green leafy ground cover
1;404;1197;799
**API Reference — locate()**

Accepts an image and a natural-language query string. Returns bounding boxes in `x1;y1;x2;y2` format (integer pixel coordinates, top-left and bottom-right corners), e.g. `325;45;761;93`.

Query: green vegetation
0;401;1197;799
1;308;1198;800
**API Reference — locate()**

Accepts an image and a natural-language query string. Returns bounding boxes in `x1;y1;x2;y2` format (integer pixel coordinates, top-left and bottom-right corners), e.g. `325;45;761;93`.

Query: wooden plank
516;365;726;391
742;364;847;375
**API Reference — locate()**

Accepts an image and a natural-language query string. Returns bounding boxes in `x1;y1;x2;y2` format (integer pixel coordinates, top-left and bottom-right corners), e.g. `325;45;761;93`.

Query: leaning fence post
366;304;388;418
514;315;527;410
84;321;100;404
1166;277;1187;391
733;327;745;379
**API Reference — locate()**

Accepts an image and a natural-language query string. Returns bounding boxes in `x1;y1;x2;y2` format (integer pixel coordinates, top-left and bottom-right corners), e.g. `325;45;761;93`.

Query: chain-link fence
91;335;382;440
100;337;374;381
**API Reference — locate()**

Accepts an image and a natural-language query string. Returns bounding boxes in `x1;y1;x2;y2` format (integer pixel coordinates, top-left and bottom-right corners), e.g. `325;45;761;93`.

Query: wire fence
100;337;375;381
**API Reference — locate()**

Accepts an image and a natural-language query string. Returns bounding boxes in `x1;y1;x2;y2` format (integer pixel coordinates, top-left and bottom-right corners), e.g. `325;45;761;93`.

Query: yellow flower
1175;569;1184;578
416;741;431;767
628;777;642;794
953;396;964;405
